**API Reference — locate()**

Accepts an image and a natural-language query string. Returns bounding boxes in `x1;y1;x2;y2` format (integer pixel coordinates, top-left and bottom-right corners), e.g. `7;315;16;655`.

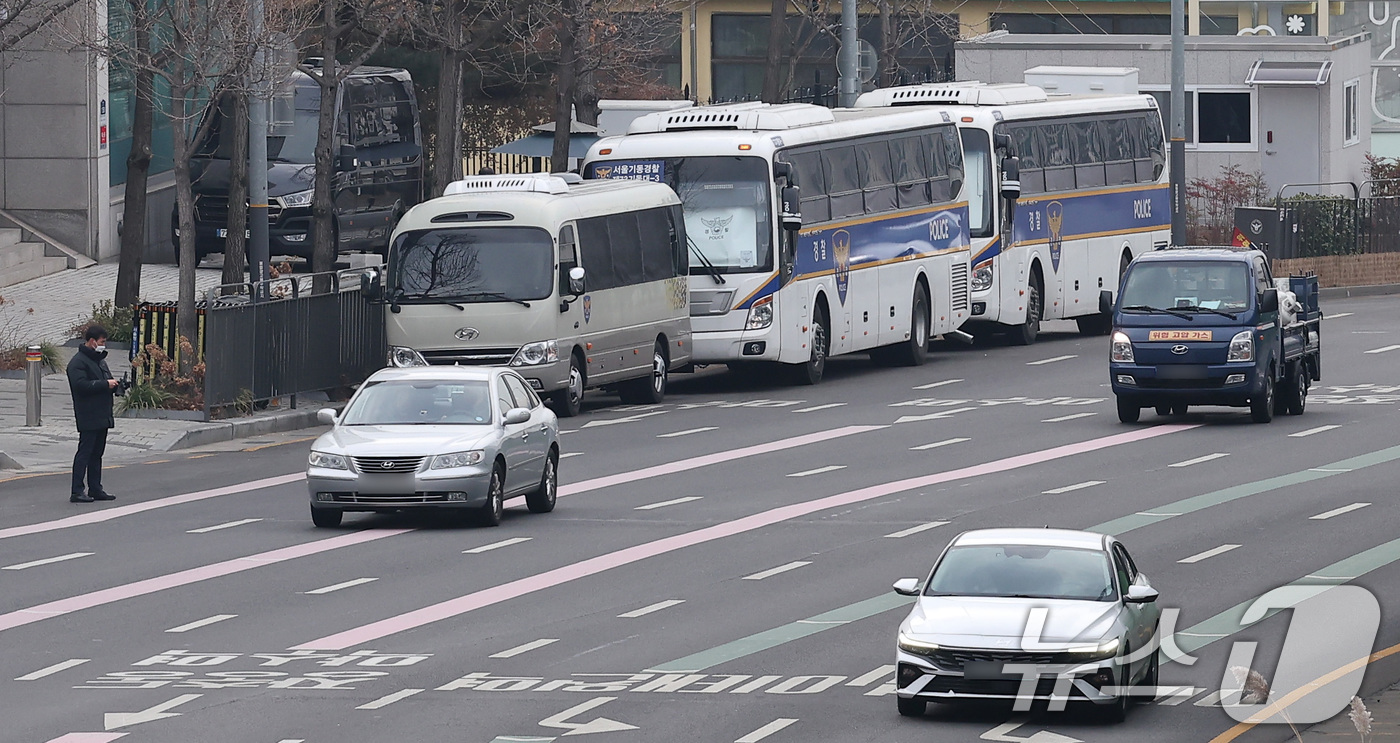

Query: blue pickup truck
1105;247;1322;424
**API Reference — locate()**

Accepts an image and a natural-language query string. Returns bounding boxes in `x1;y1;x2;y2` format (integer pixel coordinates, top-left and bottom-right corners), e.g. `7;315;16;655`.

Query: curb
154;405;337;452
1320;283;1400;299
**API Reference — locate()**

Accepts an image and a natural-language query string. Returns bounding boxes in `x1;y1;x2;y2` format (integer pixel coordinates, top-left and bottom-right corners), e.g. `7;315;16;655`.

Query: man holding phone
67;325;118;503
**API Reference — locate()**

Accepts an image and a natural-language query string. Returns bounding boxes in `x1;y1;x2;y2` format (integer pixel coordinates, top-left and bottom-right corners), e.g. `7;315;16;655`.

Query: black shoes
91;491;116;501
70;492;95;503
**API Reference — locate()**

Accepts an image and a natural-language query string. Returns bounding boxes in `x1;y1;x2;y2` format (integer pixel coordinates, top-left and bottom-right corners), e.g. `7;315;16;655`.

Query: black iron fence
1257;195;1400;259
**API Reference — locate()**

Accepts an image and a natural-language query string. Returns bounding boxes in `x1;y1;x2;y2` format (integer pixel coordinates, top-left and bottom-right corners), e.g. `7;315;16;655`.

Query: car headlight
308;451;347;470
1066;637;1121;661
1110;331;1135;363
970;259;994;291
389;346;428;367
430;450;485;469
745;296;774;330
276;189;314;209
1227;330;1254;362
511;340;559;366
897;632;940;657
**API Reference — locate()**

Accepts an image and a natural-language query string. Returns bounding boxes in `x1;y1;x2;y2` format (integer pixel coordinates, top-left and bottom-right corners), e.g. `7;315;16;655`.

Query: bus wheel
790;310;828;385
883;285;930;367
619;342;668;404
1010;273;1042;346
550;354;585;418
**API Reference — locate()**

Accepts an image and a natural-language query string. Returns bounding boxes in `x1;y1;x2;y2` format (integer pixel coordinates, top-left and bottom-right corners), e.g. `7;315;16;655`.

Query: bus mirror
360;270;384;302
337;144;359;171
1099;290;1113;315
780;185;803;231
773;161;794;182
568;266;586;296
994;132;1013;153
1000;156;1021;201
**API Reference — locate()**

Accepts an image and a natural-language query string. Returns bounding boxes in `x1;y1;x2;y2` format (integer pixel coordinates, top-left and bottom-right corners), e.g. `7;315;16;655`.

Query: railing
1267;193;1400;258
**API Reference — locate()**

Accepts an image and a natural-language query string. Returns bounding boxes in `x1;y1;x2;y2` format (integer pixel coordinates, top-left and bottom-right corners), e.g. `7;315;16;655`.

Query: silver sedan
892;528;1161;721
306;365;559;528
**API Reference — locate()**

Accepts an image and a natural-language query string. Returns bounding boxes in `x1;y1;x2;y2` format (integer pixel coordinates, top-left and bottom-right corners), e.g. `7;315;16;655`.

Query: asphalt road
2;295;1397;743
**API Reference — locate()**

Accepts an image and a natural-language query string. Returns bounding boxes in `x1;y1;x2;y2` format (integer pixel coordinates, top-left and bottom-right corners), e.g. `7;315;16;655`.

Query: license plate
215;229;252;238
1148;330;1212;341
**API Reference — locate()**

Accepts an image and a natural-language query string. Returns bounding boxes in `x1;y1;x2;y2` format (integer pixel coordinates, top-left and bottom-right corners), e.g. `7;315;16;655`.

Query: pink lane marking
0;529;409;634
45;734;127;742
298;423;1197;650
0;473;306;541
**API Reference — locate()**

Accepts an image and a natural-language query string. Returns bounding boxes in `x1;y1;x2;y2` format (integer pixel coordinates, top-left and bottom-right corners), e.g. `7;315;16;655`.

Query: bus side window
638;207;675;282
1012;125;1045;195
558;224;578;293
891;136;931;209
1103;117;1136;186
822;146;863;219
1041;123;1076;192
607;212;645;287
577;217;616;291
1072;119;1106;188
857;140;897;214
785;150;829;223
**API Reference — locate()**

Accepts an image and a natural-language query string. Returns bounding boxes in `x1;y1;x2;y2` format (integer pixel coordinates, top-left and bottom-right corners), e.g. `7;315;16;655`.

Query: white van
365;173;692;417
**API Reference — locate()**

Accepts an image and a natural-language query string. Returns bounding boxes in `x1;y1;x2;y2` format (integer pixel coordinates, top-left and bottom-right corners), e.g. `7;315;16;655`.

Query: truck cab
1106;247;1321;424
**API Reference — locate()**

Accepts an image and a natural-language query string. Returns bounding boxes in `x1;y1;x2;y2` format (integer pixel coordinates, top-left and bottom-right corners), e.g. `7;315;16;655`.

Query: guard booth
1234;206;1300;257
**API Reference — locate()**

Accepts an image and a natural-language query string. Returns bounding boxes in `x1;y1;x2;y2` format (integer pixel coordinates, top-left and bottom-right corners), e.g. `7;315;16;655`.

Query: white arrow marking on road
539;696;638;736
914;378;963;390
895;406;978;424
104;694;201;730
979;721;1083;743
581;410;668;428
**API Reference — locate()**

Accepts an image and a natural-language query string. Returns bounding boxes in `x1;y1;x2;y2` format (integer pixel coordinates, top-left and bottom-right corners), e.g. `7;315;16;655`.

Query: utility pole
248;0;271;300
1170;0;1186;245
838;0;858;107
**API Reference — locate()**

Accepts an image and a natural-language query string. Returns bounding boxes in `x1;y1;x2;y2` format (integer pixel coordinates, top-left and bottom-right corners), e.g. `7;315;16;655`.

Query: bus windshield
589;156;773;274
960;129;993;238
388;227;554;303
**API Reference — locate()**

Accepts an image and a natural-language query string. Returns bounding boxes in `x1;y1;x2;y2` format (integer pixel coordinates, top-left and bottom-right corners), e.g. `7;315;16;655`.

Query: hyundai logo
381;461;394;469
455;327;480;341
1171;345;1189;355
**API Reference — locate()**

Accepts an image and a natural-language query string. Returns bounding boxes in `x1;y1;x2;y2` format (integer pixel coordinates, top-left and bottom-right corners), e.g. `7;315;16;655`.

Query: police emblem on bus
1047;201;1065;273
833;229;851;306
593;166;613;179
582;295;591;324
701;215;733;239
454;327;480;341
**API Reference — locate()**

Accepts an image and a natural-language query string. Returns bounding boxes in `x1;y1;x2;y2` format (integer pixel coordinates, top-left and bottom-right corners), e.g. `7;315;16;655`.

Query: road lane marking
306;578;378;595
1178;544;1241;564
1170;453;1231;467
465;537;533;554
0;529;408;635
846;665;896;687
743;562;811;581
787;465;845;478
884;521;949;538
165;614;237;633
914;378;963;390
186;518;262;534
1364;344;1400;354
581;410;668;428
44;735;127;743
356;688;424;709
3;552;93;570
1042;481;1105;494
490;639;559;658
910;437;970;451
559;452;583;459
295;424;1196;650
0;472;307;541
16;658;90;681
1289;425;1341;437
635;497;703;511
736;719;797;742
619;600;685;618
1028;354;1077;365
1328;312;1353;319
1310;502;1371;520
657;427;717;438
1042;412;1096;422
894;406;978;424
243;435;318;452
793;403;846;413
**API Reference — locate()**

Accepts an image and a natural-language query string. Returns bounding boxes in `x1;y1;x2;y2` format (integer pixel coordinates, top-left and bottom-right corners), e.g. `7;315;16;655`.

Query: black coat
67;345;115;431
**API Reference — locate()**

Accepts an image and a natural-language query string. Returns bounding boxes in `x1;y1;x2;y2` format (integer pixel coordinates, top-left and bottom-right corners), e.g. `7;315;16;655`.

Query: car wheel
1010;272;1042;346
479;464;505;527
310;505;342;528
896;696;926;717
1283;362;1308;416
550;354;584;418
526;450;558;514
1117;396;1141;423
1140;647;1160;701
1103;650;1131;722
618;342;667;404
1250;371;1275;424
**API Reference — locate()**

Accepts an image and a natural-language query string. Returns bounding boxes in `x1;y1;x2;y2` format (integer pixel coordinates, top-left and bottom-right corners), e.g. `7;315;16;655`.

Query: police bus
583;102;972;384
856;83;1170;344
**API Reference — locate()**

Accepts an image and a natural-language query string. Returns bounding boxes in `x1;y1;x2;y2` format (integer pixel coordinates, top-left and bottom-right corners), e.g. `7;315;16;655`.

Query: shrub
71;300;133;343
0;341;60;372
1185;164;1270;245
131;337;205;411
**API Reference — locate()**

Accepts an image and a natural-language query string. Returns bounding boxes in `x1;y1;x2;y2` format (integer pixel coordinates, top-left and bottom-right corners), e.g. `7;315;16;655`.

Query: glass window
823;146;864;218
943;126;964;197
577;216;617;290
1198;92;1251;144
1041;123;1073;166
1115;544;1139;579
960;128;994;238
340;380;492;425
923;545;1116;602
1120;260;1253;312
502;374;534;410
1146;90;1195;143
712;14;768;58
344;77;419;157
668;204;689;276
1112;553;1132;593
1010;125;1044;195
389;227;554;302
892;136;928;183
1102;117;1133;161
858;140;897;214
1345;80;1359;144
637;207;676;282
608;212;646;287
785;150;831;223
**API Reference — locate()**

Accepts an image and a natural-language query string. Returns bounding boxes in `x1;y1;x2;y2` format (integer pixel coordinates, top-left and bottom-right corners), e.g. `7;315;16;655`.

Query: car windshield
924;545;1116;601
1120;261;1252;312
388;227;554;303
339;380;492;425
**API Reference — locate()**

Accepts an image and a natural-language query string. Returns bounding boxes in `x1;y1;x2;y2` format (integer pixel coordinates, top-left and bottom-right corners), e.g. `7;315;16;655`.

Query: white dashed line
1178;544;1241;564
618;600;685;618
787;465;846;477
3;552;93;570
1310;502;1371;520
306;578;378;595
559;452;584;459
914;378;963;390
186;518;262;534
1364;345;1400;354
657;427;718;438
635;496;703;511
743;562;811;581
166;614;237;633
910;437;971;451
1042;412;1096;422
15;658;89;681
490;639;558;658
1042;480;1105;494
1028;354;1077;365
1169;453;1230;468
736;718;799;742
356;688;424;709
794;403;847;413
1328;312;1353;319
464;537;533;554
884;521;949;538
1289;425;1341;438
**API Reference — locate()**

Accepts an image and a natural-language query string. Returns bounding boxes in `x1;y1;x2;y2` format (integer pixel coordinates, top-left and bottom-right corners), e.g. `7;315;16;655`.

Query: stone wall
1272;253;1400;287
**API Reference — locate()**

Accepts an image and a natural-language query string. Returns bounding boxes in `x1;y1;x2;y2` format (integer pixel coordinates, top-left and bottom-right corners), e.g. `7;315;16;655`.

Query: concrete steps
0;228;68;288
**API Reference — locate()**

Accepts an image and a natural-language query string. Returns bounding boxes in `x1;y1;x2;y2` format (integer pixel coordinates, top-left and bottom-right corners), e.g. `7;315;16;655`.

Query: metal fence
1272;195;1400;259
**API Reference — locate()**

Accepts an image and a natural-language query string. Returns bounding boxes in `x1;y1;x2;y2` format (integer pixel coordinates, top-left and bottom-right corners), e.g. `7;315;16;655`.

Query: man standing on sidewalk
67;325;118;503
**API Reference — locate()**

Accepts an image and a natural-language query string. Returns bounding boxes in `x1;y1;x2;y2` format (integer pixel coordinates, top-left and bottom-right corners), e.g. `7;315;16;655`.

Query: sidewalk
1295;680;1400;741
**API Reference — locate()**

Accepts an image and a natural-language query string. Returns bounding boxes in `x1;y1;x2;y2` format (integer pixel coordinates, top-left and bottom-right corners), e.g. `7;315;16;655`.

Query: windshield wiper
459;291;531;308
392;289;465;311
688;237;726;285
1121;304;1193;321
1175;304;1238;320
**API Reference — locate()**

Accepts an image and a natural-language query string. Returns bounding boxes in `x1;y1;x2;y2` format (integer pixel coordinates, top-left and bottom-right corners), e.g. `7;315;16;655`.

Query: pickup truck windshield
1121;261;1252;313
388;227;554;303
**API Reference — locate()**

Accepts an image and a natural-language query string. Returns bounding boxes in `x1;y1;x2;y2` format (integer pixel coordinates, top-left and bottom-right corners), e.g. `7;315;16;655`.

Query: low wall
1272;253;1400;288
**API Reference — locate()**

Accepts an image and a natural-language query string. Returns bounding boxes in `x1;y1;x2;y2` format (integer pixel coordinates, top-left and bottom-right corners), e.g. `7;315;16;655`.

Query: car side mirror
316;408;338;426
1000;156;1021;201
780;185;803;231
568;266;586;296
503;407;531;425
892;578;921;596
1099;289;1114;315
1259;287;1279;313
336;144;358;171
1125;585;1159;604
360;270;383;302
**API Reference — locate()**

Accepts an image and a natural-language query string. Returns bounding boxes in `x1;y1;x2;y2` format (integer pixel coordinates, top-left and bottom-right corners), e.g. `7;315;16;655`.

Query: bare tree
222;91;250;288
759;0;787;103
0;0;83;53
111;0;156;308
875;0;958;86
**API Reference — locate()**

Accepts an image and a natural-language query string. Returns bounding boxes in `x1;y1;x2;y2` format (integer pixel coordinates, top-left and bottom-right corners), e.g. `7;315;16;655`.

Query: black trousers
72;428;109;495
